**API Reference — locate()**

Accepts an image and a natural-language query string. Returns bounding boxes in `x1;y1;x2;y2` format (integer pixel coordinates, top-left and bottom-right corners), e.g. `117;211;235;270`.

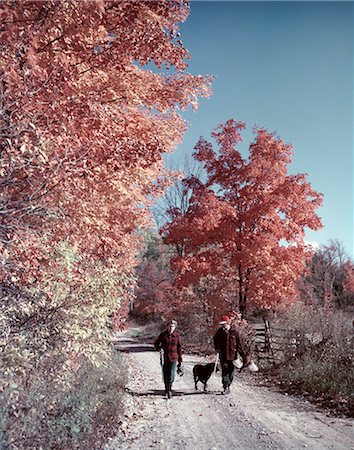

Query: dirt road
106;327;354;450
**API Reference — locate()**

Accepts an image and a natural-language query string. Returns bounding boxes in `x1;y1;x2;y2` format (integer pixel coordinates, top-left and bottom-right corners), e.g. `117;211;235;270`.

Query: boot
168;383;173;398
222;385;230;395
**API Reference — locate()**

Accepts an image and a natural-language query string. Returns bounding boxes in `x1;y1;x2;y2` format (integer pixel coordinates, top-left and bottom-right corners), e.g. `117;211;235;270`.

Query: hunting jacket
213;326;240;362
154;330;183;364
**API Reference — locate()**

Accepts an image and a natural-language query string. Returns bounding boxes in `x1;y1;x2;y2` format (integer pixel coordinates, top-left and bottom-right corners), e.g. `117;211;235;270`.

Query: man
154;319;183;399
213;315;241;395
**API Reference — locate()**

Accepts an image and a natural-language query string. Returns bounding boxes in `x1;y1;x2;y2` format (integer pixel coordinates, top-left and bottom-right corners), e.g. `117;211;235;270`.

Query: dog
193;362;219;392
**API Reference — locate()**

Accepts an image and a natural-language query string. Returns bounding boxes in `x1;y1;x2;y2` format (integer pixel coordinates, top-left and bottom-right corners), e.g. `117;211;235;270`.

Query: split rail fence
251;318;304;366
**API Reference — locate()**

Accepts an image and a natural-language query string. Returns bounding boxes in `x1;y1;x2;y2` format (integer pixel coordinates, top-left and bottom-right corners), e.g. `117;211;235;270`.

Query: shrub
0;350;127;449
0;241;131;450
274;304;354;408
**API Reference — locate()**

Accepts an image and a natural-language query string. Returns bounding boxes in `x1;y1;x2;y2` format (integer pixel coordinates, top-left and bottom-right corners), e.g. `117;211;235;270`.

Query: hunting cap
219;315;231;325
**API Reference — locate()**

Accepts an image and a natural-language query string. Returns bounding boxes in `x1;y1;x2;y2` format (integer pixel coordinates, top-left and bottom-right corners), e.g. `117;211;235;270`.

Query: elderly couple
154;315;241;399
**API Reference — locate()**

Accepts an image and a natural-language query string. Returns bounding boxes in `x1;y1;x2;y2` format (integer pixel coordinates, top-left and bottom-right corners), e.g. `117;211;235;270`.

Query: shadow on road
116;344;155;353
126;388;221;397
113;336;156;353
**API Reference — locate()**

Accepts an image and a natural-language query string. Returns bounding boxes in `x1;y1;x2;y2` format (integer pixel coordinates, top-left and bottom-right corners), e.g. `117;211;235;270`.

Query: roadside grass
1;350;128;449
268;304;354;417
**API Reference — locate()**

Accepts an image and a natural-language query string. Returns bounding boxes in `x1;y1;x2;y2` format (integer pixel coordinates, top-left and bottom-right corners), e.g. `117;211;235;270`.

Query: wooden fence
251;318;303;366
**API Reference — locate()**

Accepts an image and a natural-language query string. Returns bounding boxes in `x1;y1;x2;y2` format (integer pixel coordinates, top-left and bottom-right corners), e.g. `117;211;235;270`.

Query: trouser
220;360;234;389
163;360;177;392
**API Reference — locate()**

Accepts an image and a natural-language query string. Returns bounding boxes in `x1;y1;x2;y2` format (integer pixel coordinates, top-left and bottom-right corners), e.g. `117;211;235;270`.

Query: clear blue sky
165;1;353;258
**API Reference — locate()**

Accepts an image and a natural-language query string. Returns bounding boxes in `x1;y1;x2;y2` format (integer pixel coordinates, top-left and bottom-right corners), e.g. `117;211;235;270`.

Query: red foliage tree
0;0;212;291
343;260;354;295
163;119;323;317
134;234;174;320
0;2;212;446
297;241;354;309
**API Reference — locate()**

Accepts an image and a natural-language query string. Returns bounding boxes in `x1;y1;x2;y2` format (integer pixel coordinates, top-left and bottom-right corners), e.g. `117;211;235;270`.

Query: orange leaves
211;119;245;153
164;119;323;316
0;4;214;441
1;0;211;337
343;260;354;294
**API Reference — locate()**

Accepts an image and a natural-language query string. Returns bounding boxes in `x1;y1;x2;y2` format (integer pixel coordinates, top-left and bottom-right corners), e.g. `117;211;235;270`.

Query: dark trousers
163;360;176;392
221;360;234;389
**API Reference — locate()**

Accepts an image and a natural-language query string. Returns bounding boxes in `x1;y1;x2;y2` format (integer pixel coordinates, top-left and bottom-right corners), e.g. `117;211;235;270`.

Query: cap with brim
219;315;231;324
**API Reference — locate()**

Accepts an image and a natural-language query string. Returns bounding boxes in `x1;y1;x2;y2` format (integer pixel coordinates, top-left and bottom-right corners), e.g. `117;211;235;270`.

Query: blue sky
164;1;353;258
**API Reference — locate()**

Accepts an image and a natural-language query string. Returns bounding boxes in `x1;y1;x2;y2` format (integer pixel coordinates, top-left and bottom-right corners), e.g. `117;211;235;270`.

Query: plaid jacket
154;330;183;363
213;326;240;361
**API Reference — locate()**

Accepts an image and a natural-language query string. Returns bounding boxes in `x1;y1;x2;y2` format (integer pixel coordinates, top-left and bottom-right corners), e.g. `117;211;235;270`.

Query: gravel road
106;327;354;450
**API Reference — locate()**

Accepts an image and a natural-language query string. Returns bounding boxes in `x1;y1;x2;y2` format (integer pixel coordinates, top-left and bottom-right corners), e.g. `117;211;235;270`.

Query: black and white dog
193;362;219;392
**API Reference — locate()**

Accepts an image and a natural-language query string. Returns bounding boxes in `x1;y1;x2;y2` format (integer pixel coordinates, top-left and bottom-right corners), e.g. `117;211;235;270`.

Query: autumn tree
343;260;354;297
162;119;323;317
0;1;211;447
153;156;205;235
133;231;174;321
152;157;235;337
1;0;211;279
0;0;212;343
298;240;354;309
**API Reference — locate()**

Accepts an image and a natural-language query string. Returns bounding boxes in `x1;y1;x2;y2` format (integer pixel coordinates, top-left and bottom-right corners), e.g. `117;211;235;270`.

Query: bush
0;272;129;449
0;350;127;449
274;304;354;410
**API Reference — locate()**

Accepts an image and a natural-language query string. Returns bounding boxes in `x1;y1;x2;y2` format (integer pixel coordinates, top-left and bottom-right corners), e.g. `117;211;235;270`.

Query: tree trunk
239;294;247;319
238;265;247;319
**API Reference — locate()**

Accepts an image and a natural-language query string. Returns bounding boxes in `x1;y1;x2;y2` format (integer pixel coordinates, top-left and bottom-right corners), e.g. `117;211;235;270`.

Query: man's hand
177;362;184;376
159;348;164;366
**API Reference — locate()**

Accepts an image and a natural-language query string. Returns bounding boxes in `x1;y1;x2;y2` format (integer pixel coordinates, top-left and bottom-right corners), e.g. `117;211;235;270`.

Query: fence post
263;317;275;362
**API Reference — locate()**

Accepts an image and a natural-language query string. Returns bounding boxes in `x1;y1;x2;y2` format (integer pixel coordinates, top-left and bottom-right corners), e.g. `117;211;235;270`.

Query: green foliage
0;351;127;449
1;241;130;373
133;233;174;322
0;240;134;448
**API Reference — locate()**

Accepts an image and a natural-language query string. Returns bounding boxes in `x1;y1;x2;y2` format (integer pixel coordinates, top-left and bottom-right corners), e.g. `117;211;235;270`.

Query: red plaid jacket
154;330;183;363
213;326;240;361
